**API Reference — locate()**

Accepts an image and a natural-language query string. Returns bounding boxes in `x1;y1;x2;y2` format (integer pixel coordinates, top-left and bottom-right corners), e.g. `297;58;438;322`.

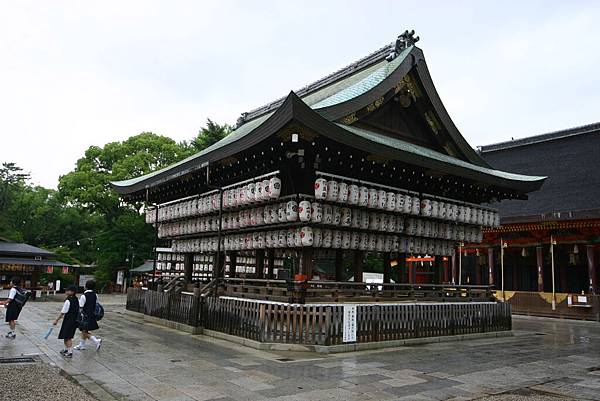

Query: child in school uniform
53;285;79;358
3;277;27;339
74;279;102;351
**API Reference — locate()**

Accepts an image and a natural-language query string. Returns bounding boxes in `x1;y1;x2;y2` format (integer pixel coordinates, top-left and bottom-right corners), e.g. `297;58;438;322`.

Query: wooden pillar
300;248;313;279
256;250;265;279
451;251;457;284
335;250;344;281
536;246;544;292
408;261;415;284
512;262;518;291
443;257;449;283
353;250;364;283
228;251;237;278
214;252;225;279
184;253;193;284
559;259;568;293
32;267;41;288
267;249;275;279
475;261;481;285
587;245;597;294
488;248;494;286
383;253;391;284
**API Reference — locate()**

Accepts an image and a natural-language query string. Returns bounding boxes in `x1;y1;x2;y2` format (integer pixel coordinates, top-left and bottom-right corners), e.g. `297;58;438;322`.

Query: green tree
57;132;194;285
0;162;30;212
188;119;232;152
0;163;100;265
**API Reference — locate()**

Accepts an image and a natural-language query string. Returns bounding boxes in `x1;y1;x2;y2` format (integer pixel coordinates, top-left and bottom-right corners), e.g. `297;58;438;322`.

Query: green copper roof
312;46;412;109
336;123;546;182
112;52;400;190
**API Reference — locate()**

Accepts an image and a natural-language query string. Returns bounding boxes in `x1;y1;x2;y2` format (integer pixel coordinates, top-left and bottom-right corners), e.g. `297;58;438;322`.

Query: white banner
343;305;357;343
79;275;94;287
116;270;124;285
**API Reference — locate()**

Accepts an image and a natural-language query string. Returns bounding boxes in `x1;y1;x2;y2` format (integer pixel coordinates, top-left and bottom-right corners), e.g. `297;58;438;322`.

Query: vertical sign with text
343;304;357;343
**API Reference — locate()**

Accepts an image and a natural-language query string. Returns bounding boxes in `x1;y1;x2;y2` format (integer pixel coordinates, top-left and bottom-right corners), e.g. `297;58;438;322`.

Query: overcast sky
1;1;599;188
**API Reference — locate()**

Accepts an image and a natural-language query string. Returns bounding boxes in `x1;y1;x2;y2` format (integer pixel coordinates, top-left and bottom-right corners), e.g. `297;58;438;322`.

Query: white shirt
61;300;71;314
8;288;17;300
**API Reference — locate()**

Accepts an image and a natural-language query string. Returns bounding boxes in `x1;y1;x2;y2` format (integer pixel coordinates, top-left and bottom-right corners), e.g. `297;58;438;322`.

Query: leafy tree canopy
2;119;231;288
187;119;233;153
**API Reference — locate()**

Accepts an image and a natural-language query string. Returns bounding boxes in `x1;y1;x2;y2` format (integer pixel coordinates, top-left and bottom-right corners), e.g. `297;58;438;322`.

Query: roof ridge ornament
387;30;419;61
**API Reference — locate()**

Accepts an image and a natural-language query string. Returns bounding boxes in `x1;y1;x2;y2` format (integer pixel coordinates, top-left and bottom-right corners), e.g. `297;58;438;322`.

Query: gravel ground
477;390;573;400
0;363;98;401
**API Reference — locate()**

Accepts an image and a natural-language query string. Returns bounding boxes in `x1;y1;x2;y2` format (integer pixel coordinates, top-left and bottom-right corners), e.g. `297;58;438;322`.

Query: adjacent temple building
463;123;600;320
118;31;550;346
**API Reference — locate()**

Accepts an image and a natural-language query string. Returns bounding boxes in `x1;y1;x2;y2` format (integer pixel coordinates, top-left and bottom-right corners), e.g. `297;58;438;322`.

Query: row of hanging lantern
145;173;282;224
172;230;456;255
157;205;482;243
314;176;499;226
156;252;185;262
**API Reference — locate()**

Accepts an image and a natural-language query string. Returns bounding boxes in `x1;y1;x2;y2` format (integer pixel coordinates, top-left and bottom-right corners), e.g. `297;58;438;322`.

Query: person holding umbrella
52;284;79;358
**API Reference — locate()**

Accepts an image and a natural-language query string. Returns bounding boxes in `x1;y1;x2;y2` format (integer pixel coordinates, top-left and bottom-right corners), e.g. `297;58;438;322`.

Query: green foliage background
0;120;231;288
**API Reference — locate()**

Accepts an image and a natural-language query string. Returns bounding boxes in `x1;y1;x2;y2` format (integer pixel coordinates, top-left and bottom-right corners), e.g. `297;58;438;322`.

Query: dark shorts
5;304;22;322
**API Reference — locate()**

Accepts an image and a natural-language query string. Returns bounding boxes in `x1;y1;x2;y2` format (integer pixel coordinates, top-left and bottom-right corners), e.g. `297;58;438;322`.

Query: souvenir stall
114;31;545;303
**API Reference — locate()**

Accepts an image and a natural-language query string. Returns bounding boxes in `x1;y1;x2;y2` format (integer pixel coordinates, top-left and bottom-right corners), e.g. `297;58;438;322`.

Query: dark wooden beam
256;249;265;279
353;251;364;283
335;250;344;281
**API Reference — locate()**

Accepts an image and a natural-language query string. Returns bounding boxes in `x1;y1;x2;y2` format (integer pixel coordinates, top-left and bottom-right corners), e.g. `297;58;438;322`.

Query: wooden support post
443;257;449;283
383;252;391;284
353;250;364;283
215;252;225;279
335;250;344;281
475;261;481;285
512;263;518;291
488;248;495;286
184;253;193;284
451;251;457;284
229;251;237;279
300;248;314;279
267;249;275;279
587;245;597;294
407;261;413;284
559;260;568;293
256;249;265;279
536;246;544;292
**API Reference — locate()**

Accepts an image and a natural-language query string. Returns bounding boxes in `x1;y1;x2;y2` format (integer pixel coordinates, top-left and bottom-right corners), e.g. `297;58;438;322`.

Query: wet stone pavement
1;295;600;401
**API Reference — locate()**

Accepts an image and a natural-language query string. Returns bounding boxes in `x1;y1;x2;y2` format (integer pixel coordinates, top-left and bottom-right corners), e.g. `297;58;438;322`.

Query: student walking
74;280;102;351
3;277;28;339
52;285;79;358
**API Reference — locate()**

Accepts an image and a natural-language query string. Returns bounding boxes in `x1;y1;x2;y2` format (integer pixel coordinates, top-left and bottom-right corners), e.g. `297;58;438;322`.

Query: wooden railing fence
128;288;202;327
219;278;494;304
126;288;511;345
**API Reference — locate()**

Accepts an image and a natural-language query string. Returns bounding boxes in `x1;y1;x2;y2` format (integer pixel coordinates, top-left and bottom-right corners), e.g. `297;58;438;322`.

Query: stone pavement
1;295;600;401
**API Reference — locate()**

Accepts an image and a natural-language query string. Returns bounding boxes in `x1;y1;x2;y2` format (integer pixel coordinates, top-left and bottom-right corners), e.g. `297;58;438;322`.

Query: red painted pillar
587;245;597;294
488;248;495;286
536;246;544;292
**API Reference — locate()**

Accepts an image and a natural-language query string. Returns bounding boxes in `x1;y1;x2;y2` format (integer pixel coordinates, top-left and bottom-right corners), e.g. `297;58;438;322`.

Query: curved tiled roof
111;39;545;197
